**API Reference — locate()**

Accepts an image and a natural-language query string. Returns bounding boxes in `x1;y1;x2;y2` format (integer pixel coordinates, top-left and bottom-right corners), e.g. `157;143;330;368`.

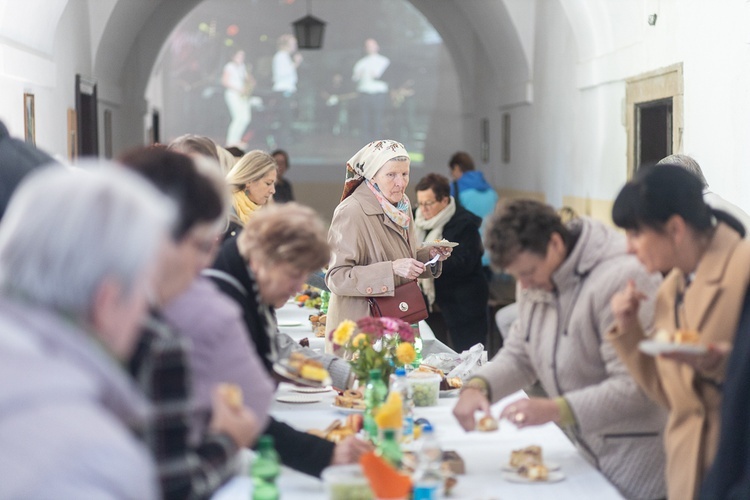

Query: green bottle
251;435;280;500
363;369;388;441
376;428;403;468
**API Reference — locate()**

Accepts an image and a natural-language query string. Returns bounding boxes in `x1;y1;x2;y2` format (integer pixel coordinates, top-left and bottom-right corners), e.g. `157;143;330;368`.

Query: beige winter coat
607;222;750;500
475;218;667;499
325;183;440;350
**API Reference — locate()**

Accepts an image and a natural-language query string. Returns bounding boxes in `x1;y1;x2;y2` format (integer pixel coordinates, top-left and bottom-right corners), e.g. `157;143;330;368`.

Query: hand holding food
610;279;648;332
210;384;260;448
217;382;243;410
500;397;561;429
452;387;490;431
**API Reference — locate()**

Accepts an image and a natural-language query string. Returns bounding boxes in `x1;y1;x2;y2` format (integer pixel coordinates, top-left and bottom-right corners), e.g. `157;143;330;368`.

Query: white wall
2;0;750;218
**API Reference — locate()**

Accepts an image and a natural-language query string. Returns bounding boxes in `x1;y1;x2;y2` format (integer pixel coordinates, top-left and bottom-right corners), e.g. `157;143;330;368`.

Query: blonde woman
225;149;277;237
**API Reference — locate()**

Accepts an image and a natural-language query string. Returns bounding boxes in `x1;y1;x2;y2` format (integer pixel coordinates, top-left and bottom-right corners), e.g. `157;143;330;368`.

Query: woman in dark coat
414;173;489;351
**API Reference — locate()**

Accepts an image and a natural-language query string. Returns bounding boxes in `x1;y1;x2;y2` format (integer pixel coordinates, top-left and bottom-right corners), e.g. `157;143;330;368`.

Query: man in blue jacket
448;151;498;268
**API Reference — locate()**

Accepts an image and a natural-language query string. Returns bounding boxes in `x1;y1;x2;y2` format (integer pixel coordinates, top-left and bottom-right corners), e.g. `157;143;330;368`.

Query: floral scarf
366;180;412;230
232;190;260;225
340;140;409;201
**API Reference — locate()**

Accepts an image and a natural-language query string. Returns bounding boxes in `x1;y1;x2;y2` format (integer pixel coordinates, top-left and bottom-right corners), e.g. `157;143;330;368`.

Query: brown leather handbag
368;280;428;324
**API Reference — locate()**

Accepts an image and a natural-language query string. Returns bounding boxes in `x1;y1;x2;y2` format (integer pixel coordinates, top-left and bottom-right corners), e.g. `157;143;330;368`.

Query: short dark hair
486;199;570;269
612;164;744;237
119;147;225;241
271;149;290;169
225;146;245;158
448;151;475;173
414;173;450;201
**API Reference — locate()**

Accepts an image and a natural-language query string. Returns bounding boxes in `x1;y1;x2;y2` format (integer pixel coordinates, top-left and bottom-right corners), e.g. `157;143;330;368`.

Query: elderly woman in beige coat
453;200;667;500
325;140;452;351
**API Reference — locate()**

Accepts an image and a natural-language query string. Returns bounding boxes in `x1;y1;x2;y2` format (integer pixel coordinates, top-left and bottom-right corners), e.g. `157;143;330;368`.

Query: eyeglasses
417;200;438;209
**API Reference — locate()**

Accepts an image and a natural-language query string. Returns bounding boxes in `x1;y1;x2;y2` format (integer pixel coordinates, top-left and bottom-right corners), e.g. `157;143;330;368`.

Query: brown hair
448;151;475;173
414;173;450;201
239;203;330;272
486;199;570;270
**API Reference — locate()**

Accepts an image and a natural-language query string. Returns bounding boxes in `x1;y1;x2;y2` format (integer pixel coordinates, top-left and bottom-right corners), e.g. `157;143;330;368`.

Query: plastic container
321;464;374;500
407;372;441;407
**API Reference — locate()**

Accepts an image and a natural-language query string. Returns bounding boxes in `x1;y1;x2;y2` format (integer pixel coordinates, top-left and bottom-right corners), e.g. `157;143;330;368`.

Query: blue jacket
450;171;498;265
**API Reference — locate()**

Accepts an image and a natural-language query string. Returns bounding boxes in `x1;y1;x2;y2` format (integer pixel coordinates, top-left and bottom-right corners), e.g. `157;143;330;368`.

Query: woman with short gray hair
0;165;172;498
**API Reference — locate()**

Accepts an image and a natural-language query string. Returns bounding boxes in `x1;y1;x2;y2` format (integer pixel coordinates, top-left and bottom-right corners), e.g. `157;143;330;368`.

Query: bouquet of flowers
330;316;418;383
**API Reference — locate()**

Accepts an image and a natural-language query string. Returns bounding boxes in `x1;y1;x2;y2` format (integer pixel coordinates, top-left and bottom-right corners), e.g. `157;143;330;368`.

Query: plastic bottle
389;367;414;443
319;290;330;314
251;435;280;500
412;333;423;368
412;424;443;500
363;368;388;441
376;428;403;467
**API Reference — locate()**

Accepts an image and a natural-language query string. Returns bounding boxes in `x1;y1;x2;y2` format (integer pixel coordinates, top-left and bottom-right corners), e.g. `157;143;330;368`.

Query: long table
213;303;625;499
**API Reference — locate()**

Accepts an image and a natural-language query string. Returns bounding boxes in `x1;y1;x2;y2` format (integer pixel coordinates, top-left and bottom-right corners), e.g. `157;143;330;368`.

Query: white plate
502;461;561;472
421;241;460;248
439;389;460;398
638;339;708;356
278;321;303;327
331;403;365;414
291;386;333;394
502;470;565;484
272;362;332;388
276;394;322;404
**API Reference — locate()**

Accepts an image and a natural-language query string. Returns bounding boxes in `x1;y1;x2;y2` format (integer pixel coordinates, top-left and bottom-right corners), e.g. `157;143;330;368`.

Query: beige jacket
475;218;667;499
325;183;439;349
607;222;750;500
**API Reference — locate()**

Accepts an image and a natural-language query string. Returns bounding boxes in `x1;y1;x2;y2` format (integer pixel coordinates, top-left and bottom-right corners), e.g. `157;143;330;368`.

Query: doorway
636;98;672;168
76;75;99;157
626;63;683;178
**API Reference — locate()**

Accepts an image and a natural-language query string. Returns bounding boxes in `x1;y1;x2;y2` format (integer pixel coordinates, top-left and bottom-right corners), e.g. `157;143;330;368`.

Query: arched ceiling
93;0;534;111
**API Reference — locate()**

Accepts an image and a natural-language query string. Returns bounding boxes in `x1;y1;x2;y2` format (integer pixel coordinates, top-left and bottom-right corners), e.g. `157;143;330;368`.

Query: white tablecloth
276;302;453;356
213;381;625;500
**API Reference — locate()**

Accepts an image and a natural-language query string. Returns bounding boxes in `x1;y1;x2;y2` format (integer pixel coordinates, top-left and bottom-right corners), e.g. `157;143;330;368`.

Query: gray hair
0;164;174;319
657;154;708;189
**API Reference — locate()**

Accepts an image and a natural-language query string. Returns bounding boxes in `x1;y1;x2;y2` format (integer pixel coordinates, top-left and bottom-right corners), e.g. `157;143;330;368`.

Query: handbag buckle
399;302;409;312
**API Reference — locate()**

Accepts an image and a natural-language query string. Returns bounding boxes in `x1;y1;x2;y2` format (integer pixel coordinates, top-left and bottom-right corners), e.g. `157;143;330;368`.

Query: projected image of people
352;38;390;142
222;49;255;148
155;0;446;170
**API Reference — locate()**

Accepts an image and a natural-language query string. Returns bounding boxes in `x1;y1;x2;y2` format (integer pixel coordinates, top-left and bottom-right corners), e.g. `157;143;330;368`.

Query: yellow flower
351;333;369;349
333;319;356;345
396;342;416;365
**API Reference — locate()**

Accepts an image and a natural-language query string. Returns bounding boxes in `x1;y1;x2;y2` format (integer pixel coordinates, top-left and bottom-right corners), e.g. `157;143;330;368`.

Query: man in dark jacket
0;120;57;221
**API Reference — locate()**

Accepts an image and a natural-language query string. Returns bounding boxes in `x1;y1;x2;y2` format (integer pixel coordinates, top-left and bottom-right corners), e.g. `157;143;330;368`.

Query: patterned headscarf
341;140;409;201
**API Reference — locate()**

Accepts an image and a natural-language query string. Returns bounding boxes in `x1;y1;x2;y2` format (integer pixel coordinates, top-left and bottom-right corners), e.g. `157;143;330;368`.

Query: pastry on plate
510;445;543;469
674;329;700;345
334;389;366;410
518;463;549;481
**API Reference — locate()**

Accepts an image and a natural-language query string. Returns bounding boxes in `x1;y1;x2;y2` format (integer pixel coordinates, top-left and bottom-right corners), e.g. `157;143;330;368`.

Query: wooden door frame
626;63;683;179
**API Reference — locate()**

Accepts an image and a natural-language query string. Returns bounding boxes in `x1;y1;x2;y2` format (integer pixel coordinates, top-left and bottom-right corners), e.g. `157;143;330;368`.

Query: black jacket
433;206;489;351
209;236;335;477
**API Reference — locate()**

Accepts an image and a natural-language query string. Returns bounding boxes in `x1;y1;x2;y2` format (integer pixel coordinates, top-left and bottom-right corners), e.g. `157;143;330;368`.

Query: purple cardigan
163;277;274;432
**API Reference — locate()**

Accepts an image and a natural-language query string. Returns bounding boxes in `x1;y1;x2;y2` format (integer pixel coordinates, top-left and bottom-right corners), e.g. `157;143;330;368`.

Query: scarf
414;197;456;306
340;140;409;201
366;180;412;230
232;189;260;225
